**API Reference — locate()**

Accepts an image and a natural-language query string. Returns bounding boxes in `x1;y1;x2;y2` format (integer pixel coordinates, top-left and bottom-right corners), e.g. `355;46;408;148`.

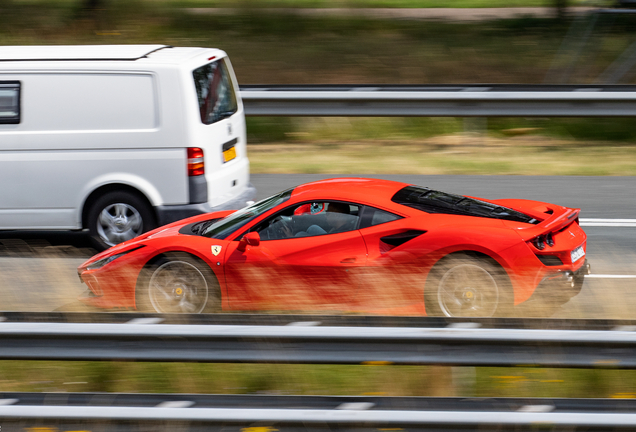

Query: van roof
0;45;171;61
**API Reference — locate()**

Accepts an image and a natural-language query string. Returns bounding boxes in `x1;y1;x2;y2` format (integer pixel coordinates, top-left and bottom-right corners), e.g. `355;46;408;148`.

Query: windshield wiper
216;110;235;121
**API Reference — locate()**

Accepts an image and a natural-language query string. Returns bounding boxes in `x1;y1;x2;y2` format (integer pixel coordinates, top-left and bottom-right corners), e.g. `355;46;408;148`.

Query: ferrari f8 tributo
78;178;589;317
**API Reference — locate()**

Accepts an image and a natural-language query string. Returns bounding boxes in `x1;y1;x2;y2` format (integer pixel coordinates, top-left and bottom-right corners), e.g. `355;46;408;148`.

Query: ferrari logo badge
211;245;222;256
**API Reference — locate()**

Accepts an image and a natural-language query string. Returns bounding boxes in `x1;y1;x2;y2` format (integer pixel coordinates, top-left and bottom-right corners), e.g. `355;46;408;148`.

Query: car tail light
545;232;554;247
188;147;205;176
530;232;556;251
532;235;546;250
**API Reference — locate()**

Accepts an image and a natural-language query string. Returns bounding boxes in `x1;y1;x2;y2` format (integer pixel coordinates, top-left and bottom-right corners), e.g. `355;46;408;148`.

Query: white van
0;45;255;249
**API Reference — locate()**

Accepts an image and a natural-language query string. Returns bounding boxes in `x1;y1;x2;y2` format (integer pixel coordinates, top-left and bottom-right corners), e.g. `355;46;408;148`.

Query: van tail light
187;147;205;176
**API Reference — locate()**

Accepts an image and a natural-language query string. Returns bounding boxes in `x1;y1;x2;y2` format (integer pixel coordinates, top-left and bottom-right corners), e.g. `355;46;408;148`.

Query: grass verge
248;138;636;175
2;361;636;399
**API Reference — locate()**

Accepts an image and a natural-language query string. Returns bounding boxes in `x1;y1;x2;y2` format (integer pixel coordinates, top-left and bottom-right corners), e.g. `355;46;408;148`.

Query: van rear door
189;56;250;210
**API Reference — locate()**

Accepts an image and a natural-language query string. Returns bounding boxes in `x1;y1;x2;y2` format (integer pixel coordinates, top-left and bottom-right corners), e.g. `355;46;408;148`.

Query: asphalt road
0;174;634;318
252;174;636;219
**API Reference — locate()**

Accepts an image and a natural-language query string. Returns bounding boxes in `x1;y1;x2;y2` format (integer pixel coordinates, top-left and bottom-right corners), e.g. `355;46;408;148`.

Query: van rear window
0;81;19;124
193;59;238;125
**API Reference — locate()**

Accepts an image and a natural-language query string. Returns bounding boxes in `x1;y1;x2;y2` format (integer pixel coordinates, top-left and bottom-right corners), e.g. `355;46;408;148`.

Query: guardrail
0;392;635;431
2;313;636;430
1;313;635;368
239;84;636;117
2;311;633;328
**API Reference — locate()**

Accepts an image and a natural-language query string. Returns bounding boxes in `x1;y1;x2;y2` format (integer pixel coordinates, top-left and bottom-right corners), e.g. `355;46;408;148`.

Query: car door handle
340;258;356;263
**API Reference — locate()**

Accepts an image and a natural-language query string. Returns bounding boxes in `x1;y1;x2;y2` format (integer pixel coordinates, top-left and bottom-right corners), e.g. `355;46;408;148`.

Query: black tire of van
87;191;156;251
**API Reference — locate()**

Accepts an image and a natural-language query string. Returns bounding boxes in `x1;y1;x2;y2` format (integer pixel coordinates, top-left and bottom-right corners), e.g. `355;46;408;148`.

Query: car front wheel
137;253;221;314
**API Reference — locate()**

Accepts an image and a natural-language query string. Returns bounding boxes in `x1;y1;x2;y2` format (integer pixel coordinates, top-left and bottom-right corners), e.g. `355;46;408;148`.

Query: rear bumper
527;259;591;305
155;183;257;226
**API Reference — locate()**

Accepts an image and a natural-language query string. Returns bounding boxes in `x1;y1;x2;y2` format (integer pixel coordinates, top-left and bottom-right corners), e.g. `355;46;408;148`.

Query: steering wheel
270;215;293;239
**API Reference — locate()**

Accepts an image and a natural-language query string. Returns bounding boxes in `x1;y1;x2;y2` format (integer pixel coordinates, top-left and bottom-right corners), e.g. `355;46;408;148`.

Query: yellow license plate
223;146;237;163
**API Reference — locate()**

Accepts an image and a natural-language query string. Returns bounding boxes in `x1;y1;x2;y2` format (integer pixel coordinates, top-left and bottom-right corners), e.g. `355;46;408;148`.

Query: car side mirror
238;231;260;251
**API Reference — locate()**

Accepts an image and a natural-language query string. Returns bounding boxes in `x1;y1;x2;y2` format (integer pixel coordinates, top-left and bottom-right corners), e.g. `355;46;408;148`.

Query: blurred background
2;0;636;399
3;0;636;161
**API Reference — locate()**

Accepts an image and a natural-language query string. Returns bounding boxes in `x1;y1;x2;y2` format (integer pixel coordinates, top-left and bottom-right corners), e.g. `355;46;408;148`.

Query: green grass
245;117;636;176
248;117;636;144
2;361;636;398
248;139;636;175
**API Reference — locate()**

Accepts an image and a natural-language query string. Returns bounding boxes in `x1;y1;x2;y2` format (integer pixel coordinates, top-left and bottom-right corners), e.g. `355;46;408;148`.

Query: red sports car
77;178;589;317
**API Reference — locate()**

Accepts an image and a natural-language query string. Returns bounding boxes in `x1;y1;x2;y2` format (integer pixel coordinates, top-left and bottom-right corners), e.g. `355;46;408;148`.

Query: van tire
87;190;156;250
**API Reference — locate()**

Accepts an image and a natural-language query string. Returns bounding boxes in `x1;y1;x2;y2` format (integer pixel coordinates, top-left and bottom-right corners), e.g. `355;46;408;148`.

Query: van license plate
223;146;237;163
571;245;585;263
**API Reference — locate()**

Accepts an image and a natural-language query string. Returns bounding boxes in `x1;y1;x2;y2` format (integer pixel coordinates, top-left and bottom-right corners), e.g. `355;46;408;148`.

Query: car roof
291;177;409;205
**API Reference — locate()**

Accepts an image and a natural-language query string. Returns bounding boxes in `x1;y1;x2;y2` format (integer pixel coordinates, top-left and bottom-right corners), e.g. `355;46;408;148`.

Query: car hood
83;209;236;263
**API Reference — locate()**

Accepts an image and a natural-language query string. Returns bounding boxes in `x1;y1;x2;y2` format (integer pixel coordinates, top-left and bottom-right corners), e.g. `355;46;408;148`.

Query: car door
354;205;429;314
224;201;367;311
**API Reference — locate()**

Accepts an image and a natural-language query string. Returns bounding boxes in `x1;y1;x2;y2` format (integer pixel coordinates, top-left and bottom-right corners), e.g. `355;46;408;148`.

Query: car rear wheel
425;255;512;317
137;253;221;314
87;190;156;250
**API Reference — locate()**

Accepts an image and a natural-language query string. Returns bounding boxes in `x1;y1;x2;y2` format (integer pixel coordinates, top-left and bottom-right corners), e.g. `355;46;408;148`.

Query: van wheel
87;191;156;250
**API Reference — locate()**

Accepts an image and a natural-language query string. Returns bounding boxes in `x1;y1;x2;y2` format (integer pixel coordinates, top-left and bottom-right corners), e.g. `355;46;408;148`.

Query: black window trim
358;205;404;230
0;81;20;125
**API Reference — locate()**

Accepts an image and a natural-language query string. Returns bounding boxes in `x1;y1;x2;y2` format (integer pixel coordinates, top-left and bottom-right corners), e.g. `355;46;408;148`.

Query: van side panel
24;74;157;131
0;148;187;229
0;72;189;229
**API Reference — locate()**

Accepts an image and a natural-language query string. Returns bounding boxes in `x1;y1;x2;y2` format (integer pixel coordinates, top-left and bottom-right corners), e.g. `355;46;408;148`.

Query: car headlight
86;246;144;270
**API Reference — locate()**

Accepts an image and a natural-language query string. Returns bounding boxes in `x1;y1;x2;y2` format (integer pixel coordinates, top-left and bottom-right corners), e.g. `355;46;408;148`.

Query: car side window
255;201;361;240
359;206;402;229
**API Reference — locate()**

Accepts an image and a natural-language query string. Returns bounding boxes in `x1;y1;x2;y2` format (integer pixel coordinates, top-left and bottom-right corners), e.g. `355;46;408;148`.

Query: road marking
156;400;195;408
586;274;636;279
580;218;636;227
336;402;375;410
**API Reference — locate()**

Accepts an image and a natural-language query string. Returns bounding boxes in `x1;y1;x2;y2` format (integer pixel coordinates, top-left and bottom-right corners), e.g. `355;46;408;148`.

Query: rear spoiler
540;208;580;232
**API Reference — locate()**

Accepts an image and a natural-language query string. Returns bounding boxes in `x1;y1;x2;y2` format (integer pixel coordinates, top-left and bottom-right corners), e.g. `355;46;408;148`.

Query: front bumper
156;183;257;226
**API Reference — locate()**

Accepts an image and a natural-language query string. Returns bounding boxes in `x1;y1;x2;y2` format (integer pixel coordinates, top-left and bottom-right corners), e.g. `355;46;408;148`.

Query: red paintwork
78;178;587;314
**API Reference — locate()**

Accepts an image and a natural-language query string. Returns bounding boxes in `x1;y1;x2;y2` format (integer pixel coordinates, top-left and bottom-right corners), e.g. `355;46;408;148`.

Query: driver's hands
281;224;293;238
273;215;293;238
279;215;293;237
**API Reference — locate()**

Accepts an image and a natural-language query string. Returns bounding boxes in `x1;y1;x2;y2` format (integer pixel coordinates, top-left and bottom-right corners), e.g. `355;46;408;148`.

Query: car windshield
201;189;293;239
392;186;538;224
